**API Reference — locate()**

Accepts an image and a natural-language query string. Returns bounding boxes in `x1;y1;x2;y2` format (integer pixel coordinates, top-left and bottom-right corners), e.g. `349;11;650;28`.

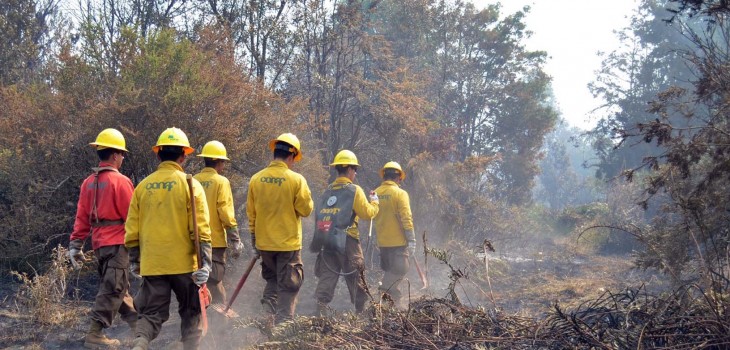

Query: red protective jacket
70;162;134;250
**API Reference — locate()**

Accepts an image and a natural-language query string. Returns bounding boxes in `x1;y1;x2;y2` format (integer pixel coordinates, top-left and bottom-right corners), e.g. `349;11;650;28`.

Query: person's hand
67;240;87;270
229;240;244;259
369;191;379;204
192;266;210;286
251;234;260;258
407;241;416;257
129;262;141;279
226;227;243;259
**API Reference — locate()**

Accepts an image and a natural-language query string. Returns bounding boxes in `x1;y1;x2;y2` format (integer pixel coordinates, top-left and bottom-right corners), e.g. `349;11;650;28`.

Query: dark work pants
260;250;303;323
208;248;227;304
134;274;202;347
379;245;409;304
91;245;137;327
314;236;367;312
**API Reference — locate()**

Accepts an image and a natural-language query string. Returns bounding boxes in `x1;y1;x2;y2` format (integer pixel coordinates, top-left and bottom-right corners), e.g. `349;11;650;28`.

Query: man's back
72;166;133;249
125;161;211;276
194;168;235;248
374;181;413;247
247;160;313;251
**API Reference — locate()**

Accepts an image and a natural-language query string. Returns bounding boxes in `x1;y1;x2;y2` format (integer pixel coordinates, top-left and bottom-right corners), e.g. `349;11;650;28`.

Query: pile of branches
545;285;730;349
251;298;546;350
247;285;729;350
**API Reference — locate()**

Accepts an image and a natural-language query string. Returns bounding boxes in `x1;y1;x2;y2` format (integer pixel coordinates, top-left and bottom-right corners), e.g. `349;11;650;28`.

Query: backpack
309;183;356;254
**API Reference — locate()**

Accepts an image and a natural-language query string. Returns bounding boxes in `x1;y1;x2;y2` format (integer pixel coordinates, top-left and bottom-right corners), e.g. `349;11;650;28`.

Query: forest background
1;0;730;347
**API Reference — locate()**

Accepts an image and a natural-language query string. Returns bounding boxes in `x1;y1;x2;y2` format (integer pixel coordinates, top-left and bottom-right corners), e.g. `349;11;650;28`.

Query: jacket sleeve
353;186;379;220
70;178;92;242
294;176;314;218
192;179;212;244
217;178;237;229
246;178;256;234
398;190;414;231
124;188;141;248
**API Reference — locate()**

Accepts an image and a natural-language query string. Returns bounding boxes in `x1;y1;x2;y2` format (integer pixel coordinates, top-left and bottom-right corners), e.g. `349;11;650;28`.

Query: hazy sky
473;0;639;130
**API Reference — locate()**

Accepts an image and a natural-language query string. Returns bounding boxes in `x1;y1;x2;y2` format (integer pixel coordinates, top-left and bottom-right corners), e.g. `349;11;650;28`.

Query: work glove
407;241;417;257
192;266;210;286
404;229;417;257
251;234;260;258
192;242;213;286
128;246;141;279
67;239;87;270
226;227;244;260
369;191;379;204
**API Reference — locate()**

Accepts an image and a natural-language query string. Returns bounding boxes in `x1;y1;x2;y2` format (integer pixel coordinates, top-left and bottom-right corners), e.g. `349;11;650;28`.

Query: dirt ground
0;237;667;350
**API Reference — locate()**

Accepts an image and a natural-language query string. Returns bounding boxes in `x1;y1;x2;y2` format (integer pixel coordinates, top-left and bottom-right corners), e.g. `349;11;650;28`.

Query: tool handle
186;175;202;269
224;256;259;312
411;255;429;289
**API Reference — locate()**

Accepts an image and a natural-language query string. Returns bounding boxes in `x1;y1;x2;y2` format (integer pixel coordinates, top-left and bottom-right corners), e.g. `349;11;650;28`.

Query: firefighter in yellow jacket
373;161;414;306
312;150;379;314
125;127;212;350
247;133;313;324
194;140;243;305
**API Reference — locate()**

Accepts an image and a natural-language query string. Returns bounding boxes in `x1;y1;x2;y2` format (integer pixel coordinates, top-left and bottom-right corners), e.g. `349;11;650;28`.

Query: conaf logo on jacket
200;180;213;189
260;177;286;186
145;181;177;191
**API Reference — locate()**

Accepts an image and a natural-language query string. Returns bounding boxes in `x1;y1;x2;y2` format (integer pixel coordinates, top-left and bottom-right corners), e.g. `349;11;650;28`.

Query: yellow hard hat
152;127;194;155
379;161;406;180
268;133;302;162
330;150;360;167
197;140;230;160
90;128;128;152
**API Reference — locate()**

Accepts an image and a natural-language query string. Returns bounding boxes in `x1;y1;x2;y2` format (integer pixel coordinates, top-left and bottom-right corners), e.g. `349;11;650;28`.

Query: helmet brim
196;154;230;160
152;145;195;155
90;142;128;152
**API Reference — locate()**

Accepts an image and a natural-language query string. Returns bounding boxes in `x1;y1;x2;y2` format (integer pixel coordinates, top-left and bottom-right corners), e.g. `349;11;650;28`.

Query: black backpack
309;183;356;254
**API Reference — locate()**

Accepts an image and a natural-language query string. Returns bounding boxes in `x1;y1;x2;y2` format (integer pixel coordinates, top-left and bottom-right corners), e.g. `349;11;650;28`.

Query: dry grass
3;245;88;346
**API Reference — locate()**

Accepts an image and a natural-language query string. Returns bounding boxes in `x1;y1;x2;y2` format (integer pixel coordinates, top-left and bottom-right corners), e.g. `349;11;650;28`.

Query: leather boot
84;320;120;349
131;336;149;350
182;337;201;350
260;298;276;314
316;302;328;317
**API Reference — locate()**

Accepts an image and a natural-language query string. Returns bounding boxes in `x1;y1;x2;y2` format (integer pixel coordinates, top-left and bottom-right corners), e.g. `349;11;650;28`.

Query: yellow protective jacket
331;177;379;240
374;180;413;247
247;160;313;251
125;161;212;276
194;167;237;248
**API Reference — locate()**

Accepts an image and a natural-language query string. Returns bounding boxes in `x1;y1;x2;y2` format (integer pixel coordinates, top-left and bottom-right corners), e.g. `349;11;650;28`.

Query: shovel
210;255;259;318
187;175;211;336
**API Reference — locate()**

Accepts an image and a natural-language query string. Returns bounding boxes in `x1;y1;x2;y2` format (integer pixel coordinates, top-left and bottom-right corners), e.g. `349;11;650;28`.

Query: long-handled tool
187;175;211;336
210;255;259;318
364;218;374;268
411;256;429;290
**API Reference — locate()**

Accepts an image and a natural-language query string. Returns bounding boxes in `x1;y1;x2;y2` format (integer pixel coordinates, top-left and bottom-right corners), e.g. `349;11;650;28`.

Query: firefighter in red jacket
68;128;137;348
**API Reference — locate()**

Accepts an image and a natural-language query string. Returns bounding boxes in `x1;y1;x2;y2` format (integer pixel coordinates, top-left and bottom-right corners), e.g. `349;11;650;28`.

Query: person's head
153;127;194;164
331;150;360;181
197;140;229;172
379;161;406;183
157;146;185;162
268;133;302;166
90;128;128;169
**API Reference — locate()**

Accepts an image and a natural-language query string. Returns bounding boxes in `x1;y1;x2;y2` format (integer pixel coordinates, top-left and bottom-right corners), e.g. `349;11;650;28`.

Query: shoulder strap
88;166;117;227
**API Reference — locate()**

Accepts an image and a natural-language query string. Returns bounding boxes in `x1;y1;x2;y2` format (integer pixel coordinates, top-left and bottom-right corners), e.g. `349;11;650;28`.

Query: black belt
91;220;124;227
